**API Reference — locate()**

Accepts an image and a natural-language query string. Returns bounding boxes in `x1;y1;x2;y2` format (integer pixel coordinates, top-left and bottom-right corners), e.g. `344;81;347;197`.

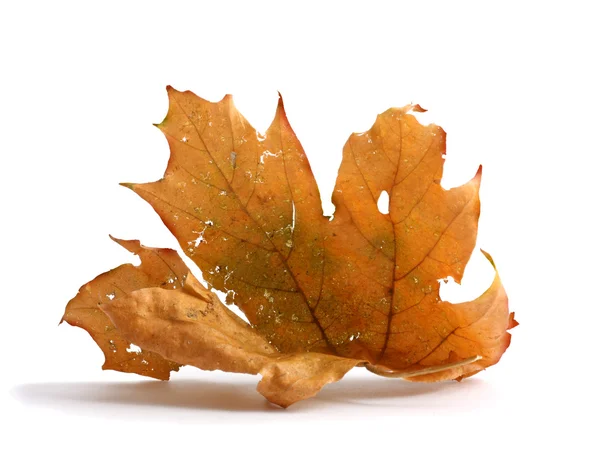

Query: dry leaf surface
63;88;516;406
99;271;359;407
62;237;184;379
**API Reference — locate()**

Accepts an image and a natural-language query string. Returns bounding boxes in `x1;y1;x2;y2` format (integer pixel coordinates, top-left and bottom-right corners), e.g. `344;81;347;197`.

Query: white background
2;1;598;450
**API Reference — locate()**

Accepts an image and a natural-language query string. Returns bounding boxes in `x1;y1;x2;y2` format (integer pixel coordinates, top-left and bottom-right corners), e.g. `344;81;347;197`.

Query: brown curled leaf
63;88;516;406
61;237;185;379
124;88;515;376
99;273;360;407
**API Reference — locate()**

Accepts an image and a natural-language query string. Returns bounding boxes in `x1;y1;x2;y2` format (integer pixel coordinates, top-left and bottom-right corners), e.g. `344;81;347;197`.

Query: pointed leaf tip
508;312;519;329
276;91;285;110
479;248;495;268
119;182;135;190
466;165;483;186
475;164;483;178
274;92;290;127
109;235;143;254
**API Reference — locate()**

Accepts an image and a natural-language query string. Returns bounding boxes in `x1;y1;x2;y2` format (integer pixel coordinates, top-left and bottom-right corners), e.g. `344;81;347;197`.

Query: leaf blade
100;273;360;407
61;237;186;379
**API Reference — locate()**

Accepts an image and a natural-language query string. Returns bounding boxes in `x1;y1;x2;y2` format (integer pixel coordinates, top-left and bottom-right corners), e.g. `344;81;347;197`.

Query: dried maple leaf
63;87;516;407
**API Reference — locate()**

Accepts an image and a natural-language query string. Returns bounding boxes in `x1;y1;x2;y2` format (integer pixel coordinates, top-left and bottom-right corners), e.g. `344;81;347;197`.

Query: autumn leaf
99;271;360;407
61;237;184;379
63;87;516;407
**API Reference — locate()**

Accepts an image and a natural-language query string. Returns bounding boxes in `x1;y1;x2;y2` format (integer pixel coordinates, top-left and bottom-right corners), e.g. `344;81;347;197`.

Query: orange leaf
63;88;516;406
62;237;185;379
99;271;360;407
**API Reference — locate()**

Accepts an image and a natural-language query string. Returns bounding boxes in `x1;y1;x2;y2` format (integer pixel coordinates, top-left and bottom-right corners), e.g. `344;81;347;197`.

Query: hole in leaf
438;251;496;304
377;190;390;214
126;343;142;354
